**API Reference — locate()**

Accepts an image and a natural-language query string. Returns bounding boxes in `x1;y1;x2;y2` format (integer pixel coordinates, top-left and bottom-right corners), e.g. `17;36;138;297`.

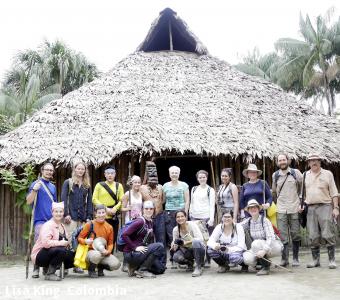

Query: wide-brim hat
307;153;322;161
242;164;262;178
244;199;262;211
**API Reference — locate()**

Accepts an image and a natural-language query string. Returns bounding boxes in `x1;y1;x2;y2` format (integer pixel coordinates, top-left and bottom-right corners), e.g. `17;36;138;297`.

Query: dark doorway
154;156;211;189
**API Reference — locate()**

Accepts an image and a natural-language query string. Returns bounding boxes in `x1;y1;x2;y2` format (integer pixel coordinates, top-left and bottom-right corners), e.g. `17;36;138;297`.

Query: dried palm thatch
0;8;339;167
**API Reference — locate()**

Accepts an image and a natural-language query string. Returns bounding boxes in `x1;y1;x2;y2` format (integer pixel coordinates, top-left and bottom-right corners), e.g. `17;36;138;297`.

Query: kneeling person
122;201;166;278
207;210;246;273
78;204;121;277
171;210;206;277
242;199;283;276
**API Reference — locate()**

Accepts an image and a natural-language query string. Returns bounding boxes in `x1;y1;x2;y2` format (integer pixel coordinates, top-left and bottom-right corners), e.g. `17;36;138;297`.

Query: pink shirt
31;219;68;264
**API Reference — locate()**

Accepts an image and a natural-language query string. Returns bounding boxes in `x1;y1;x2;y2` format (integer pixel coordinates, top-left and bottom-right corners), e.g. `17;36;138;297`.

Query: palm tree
274;9;340;116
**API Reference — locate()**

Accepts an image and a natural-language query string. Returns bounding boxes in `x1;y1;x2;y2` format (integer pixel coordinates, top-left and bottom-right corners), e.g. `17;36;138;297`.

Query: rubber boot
32;264;40;278
306;247;320;268
97;264;105;277
327;246;337;269
292;241;300;267
88;262;98;278
280;243;289;267
256;257;270;276
45;265;61;281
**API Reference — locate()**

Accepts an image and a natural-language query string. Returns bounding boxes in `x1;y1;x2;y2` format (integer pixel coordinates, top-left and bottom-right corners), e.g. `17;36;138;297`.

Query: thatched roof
0;9;339;167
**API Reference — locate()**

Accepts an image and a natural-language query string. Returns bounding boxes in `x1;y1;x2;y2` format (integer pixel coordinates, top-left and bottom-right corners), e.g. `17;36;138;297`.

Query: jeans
123;242;166;274
172;239;205;267
154;212;167;264
36;246;75;268
165;211;177;248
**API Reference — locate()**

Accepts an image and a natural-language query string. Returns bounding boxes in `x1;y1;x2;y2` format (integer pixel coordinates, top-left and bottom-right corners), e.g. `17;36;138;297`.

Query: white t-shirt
189;185;215;221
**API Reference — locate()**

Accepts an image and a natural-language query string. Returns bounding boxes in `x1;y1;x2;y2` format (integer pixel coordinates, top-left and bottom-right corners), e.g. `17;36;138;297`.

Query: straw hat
242;164;262;178
244;199;262;211
307;153;322;161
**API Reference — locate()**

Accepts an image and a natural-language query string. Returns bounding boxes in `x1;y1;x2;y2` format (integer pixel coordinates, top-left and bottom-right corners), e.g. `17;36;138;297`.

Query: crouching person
242;199;283;276
122;200;166;278
31;202;75;281
170;210;206;277
207;210;247;273
78;204;121;277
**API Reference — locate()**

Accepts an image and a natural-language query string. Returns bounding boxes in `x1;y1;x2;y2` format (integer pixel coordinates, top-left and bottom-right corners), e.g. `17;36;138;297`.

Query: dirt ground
0;249;340;300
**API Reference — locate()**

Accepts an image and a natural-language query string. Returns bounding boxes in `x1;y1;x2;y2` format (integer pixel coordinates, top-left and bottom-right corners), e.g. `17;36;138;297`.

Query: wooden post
169;20;173;51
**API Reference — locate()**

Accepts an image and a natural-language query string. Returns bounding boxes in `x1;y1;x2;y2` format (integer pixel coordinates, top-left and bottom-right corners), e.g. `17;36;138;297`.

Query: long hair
175;210;187;238
221;210;236;239
71;162;91;189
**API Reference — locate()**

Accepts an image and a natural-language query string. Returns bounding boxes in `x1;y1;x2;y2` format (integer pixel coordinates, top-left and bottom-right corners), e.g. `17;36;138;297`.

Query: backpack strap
100;181;119;203
86;221;96;239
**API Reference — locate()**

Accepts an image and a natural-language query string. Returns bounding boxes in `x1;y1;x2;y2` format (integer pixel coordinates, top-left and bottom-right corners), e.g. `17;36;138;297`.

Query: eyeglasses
144;208;154;210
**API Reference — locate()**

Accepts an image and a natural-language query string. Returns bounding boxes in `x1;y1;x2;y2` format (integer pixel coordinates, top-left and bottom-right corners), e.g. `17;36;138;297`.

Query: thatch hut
0;8;339;254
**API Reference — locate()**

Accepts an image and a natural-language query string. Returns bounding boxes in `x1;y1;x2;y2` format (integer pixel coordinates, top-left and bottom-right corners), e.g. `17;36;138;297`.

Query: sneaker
45;274;62;281
135;270;156;278
192;266;202;277
127;264;137;277
217;266;229;273
291;259;300;267
73;267;84;274
32;267;39;278
256;268;269;276
328;261;337;269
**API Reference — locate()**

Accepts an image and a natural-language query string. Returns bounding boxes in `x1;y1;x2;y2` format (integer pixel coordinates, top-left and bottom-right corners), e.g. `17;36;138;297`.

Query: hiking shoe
256;268;269;276
292;259;300;267
98;267;105;277
135;270;156;279
192;266;202;277
127;264;137;277
45;273;61;281
32;267;39;278
328;261;337;269
73;267;84;274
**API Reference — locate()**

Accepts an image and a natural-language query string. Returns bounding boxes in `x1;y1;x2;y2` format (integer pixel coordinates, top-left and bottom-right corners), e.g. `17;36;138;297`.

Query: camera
174;238;184;246
220;244;227;252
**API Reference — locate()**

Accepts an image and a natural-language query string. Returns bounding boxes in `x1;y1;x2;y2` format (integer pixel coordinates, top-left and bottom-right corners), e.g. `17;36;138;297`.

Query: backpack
116;217;146;252
71;221;96;251
192;186;211;198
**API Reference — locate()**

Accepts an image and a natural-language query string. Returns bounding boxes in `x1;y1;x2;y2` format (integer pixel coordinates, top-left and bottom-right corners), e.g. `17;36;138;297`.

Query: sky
0;0;339;92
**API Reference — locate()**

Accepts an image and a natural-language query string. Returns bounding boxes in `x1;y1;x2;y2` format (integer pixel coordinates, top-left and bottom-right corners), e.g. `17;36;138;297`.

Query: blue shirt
240;180;272;210
28;178;57;226
164;181;189;211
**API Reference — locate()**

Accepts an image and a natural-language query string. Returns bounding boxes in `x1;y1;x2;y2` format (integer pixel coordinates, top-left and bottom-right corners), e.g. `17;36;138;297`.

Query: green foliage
0;164;36;211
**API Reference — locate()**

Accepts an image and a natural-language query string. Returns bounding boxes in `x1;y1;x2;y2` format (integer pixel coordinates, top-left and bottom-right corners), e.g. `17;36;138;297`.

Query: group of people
27;153;339;281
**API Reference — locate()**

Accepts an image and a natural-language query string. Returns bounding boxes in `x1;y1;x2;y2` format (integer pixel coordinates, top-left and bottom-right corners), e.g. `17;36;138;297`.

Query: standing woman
61;162;93;239
216;168;239;223
121;175;143;223
239;164;272;217
171;210;206;277
189;170;215;267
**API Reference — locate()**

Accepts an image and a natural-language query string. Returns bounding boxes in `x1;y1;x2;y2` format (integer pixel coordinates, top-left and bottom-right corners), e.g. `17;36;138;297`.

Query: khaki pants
277;213;301;244
63;220;82;241
307;204;336;247
86;250;121;271
243;239;283;267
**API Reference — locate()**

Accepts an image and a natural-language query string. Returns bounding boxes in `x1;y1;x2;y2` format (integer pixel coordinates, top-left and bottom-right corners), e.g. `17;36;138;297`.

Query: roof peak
137;7;208;55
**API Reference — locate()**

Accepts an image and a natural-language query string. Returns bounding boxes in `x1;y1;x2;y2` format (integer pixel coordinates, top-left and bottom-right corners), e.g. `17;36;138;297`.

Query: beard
279;164;288;170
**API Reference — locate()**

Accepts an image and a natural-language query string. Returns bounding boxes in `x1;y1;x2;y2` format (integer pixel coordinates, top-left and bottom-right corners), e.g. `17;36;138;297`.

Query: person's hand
256;250;266;258
208;219;214;227
126;205;132;211
64;215;71;224
60;240;69;247
101;249;110;256
170;242;178;251
240;210;245;219
111;207;117;215
85;238;93;245
32;182;41;191
135;246;148;253
262;203;270;210
214;243;221;251
298;205;305;213
332;208;339;218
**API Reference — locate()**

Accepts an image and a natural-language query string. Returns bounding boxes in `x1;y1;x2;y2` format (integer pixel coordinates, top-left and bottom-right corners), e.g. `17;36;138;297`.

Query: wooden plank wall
0;154;339;254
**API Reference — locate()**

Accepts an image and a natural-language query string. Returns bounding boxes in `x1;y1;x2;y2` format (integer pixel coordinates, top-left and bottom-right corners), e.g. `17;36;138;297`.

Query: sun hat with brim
242;164;262;178
245;199;262;211
307;153;322;161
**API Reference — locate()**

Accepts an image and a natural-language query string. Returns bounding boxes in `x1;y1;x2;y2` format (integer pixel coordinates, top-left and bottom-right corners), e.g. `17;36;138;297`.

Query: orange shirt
78;220;114;253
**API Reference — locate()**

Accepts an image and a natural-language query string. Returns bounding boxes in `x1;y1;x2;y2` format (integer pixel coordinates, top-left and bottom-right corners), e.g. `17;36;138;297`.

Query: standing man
163;166;190;249
92;165;124;251
140;162;165;260
303;153;339;269
26;162;57;278
272;154;302;267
